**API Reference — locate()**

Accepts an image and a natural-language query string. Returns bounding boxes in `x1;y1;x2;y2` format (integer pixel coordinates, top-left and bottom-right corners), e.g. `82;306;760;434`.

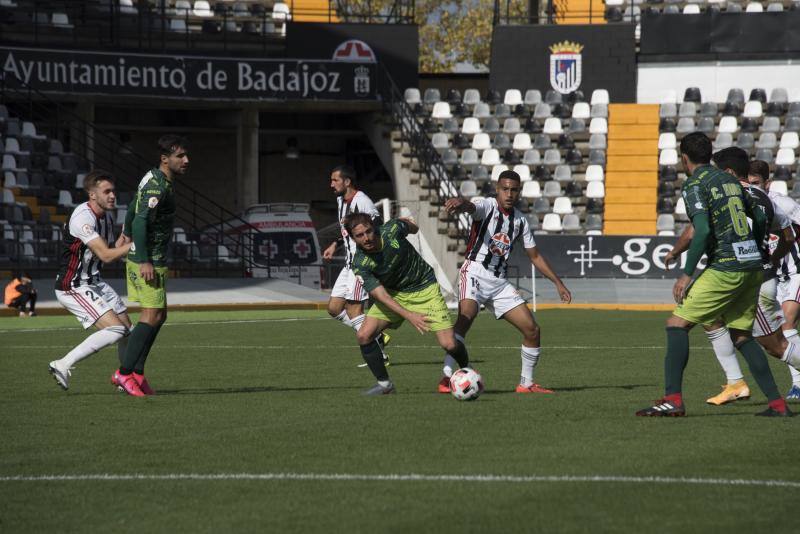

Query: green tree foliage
337;1;530;73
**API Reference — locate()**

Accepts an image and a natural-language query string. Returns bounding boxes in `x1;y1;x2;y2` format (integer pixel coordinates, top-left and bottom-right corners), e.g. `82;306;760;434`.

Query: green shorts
674;268;762;331
126;260;168;309
367;282;453;332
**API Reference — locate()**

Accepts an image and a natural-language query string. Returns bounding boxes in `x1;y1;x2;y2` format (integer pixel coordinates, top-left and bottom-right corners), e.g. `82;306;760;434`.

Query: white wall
637;60;800;103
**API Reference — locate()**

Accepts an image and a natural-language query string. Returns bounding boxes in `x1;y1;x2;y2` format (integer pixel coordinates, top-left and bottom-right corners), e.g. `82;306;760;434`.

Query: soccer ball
449;367;484;401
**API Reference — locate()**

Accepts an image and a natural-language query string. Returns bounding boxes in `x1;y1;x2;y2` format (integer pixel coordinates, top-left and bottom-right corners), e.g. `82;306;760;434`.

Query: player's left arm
368;285;430;334
398;217;418;234
525;247;571;303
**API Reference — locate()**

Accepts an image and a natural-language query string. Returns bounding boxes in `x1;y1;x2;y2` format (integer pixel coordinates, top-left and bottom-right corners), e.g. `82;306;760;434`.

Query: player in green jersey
112;135;189;397
637;132;791;417
345;213;470;395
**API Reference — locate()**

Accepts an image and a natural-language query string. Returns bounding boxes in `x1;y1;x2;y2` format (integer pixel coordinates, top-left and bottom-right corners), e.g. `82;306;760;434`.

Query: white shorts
56;281;127;329
331;266;368;302
777;274;800;306
753;277;783;338
459;260;527;319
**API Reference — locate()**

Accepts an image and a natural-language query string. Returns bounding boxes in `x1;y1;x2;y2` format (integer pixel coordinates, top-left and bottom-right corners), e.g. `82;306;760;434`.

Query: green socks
360;342;389;382
134;323;162;375
664;326;690;395
737;338;781;402
119;323;156;375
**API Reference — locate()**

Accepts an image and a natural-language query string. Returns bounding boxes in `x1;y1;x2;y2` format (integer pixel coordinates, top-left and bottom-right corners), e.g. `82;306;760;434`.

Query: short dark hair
711;147;750;180
343;212;374;236
497;170;521;183
749;160;770;183
332;165;357;185
83;169;115;192
157;134;189;157
679;132;712;165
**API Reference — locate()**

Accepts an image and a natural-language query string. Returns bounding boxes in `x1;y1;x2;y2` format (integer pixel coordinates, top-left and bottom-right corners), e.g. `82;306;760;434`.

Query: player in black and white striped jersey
442;169;571;393
321;165;389;365
48;170;133;391
750;160;800;399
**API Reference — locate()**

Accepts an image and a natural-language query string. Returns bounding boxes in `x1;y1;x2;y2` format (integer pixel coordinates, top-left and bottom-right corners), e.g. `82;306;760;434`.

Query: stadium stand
407;86;610;237
658;86;800;229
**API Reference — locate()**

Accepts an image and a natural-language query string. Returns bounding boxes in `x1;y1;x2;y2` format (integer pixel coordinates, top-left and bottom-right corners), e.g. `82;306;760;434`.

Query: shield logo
353;65;370;97
549;41;584;95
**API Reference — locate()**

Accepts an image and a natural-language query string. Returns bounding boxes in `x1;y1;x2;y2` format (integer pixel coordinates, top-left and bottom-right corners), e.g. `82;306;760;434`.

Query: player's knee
327;304;341;318
355;329;373;346
105;325;129;341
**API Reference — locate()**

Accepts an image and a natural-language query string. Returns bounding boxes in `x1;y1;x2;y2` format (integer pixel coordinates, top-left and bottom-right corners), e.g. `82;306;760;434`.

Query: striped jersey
746;185;789;281
337;190;380;268
463;197;535;278
55;202;115;290
768;190;800;280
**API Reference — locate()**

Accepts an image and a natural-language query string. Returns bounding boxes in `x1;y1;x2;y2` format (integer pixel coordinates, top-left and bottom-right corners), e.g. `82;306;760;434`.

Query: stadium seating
409;87;611;234
658;85;800;226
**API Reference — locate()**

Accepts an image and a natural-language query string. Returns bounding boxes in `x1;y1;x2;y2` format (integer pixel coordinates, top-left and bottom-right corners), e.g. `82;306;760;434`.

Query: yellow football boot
706;379;750;405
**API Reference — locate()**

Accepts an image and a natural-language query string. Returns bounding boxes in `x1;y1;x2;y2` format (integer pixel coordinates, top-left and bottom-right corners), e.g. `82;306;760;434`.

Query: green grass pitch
1;309;797;533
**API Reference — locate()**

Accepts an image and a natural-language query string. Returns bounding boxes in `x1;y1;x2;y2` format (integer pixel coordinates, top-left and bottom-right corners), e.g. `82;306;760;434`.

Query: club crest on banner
332;40;377;63
549;41;583;94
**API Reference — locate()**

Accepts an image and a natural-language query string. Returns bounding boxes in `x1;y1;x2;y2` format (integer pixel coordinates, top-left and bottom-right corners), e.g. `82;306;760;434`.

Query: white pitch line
2;344;710;351
0;317;329;334
0;472;797;488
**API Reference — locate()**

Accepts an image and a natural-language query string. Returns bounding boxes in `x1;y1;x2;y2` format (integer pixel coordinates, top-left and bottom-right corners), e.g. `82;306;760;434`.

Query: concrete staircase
604;104;660;235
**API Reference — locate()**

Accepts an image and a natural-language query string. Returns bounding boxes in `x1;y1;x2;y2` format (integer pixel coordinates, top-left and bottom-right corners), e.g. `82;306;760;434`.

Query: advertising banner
520;235;708;279
0;46;377;101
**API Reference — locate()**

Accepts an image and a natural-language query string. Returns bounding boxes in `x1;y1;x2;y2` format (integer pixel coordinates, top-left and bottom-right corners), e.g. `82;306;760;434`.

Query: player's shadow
155;385;360;396
388;359;486;367
555;384;655;392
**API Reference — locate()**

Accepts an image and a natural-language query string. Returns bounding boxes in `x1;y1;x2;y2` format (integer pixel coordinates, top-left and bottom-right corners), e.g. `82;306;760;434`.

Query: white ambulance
223;203;322;289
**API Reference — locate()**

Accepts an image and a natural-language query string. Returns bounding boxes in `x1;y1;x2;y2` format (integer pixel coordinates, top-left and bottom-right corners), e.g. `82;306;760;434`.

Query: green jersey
682;164;762;272
352;219;437;293
127;167;176;266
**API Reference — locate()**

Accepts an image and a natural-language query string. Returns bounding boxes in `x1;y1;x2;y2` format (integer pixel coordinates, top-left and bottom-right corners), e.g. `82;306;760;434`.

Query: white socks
350;314;365;333
520;346;541;387
781;329;800;383
705;327;743;384
442;334;465;377
333;310;354;328
58;325;128;369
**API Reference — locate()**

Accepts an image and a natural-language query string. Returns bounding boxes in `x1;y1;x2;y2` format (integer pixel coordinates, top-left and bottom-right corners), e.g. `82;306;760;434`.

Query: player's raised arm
398;217;419;235
444;197;476;216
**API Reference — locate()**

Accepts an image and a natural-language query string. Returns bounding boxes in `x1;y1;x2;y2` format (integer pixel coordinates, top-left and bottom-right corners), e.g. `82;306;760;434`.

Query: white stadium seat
431;102;452;119
472;133;491;151
591;89;609;106
461;117;481;135
521;181;541;199
504;89;523;106
659;149;678;166
585;165;604;182
658;133;677;150
586;181;605;199
194;1;213;17
775;148;796;166
543;181;562;198
481;149;501;166
589;118;608;135
780;132;800;150
512;133;532;151
746;2;764;12
404;88;421;105
571;102;590;120
491;165;509;182
543;118;563;135
552;196;574;215
718;116;738;134
513;164;532;182
541;213;563;233
743;101;763;118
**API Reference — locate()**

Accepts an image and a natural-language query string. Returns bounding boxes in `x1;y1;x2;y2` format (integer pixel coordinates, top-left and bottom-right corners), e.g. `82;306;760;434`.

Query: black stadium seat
749;88;767;104
485;90;502;105
657;197;675;214
660;166;678;182
606;7;623;22
659;118;677;132
683;87;702;103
